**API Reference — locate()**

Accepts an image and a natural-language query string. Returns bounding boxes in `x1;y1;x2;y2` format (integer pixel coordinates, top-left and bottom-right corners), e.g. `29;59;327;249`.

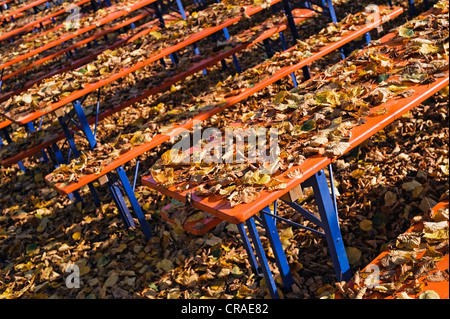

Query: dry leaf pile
149;1;449;208
41;6;401;188
0;10;158;93
0;0;144;67
0;0;448;300
336;197;448;299
0;0;70;34
0;0;272;120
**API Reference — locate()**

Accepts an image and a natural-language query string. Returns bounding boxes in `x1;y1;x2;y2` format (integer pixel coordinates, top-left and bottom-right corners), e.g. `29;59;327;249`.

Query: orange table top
0;0;95;42
1;0;49;20
0;0;157;71
0;0;286;126
42;6;404;197
0;10;154;83
346;201;449;299
141;12;449;224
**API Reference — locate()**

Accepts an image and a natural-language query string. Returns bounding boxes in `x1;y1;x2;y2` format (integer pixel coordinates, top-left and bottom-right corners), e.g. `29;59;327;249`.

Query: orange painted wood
0;11;174;104
343;201;449;299
1;10;154;82
3;8;311;166
1;0;286;125
0;0;158;71
41;8;315;192
0;0;100;42
42;7;403;196
1;0;49;20
160;203;223;235
141;25;447;225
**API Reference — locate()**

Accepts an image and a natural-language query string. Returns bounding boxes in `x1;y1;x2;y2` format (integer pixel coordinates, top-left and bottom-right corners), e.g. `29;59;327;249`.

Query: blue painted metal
302;169;351;281
245;217;279;299
281;0;309;81
57;114;80;158
107;175;136;228
260;204;294;291
1;128;26;171
94;88;101;138
283;199;323;228
87;183;101;207
132;157;140;191
72;100;97;149
328;163;338;213
116;165;152;239
267;202;325;236
237;222;261;275
408;0;416;16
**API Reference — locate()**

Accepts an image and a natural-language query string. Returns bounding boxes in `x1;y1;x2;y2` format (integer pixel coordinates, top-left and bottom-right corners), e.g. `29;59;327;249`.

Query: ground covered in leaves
0;0;448;299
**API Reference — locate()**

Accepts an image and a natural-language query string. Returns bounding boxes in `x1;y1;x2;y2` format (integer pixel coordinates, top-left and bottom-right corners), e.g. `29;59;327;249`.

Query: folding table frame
215;164;350;299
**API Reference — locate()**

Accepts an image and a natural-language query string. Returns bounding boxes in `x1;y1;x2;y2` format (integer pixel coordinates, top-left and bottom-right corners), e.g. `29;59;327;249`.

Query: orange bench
0;6;315;167
0;0;93;42
337;201;449;299
140;3;448;298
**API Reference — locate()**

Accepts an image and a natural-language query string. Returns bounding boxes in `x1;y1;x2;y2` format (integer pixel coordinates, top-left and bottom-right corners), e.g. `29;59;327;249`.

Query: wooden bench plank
42;6;404;196
140;4;447;224
0;0;286;126
0;7;313;165
160;202;223;235
0;0;93;42
337;201;449;299
0;0;158;72
0;10;155;85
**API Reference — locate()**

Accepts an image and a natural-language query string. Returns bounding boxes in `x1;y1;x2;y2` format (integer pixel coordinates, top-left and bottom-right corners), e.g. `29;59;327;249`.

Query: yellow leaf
359;219;373;231
150;30;162;40
34;173;43;182
273;90;288;105
439;86;449;97
72;232;81;241
345;247;361;265
351;169;364;179
186;211;204;223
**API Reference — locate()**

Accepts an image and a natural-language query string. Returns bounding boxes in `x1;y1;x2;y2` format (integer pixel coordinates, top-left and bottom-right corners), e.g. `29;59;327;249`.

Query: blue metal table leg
107;174;136;229
281;0;306;82
116;166;152;240
246;217;280;299
260;204;294;291
303;169;351;281
237;222;261;276
408;0;416;16
72;100;97;149
0;127;26;172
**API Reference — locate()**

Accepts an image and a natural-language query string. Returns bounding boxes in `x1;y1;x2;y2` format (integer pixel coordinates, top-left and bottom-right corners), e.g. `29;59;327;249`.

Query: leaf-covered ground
0;0;448;299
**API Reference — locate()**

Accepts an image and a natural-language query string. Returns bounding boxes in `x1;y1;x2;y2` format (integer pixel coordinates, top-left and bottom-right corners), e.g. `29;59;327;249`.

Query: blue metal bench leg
408;0;416;16
302;169;351;281
245;217;280;299
260;202;294;291
237;222;261;276
116;166;152;240
72;100;97;149
0;127;26;172
280;0;306;83
107;173;136;229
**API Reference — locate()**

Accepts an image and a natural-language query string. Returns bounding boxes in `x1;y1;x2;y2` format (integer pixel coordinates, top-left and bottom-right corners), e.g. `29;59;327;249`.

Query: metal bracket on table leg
259;202;294;291
55;108;101;207
301;169;351;281
114;165;152;240
245;217;280;299
0;127;26;172
107;172;136;229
